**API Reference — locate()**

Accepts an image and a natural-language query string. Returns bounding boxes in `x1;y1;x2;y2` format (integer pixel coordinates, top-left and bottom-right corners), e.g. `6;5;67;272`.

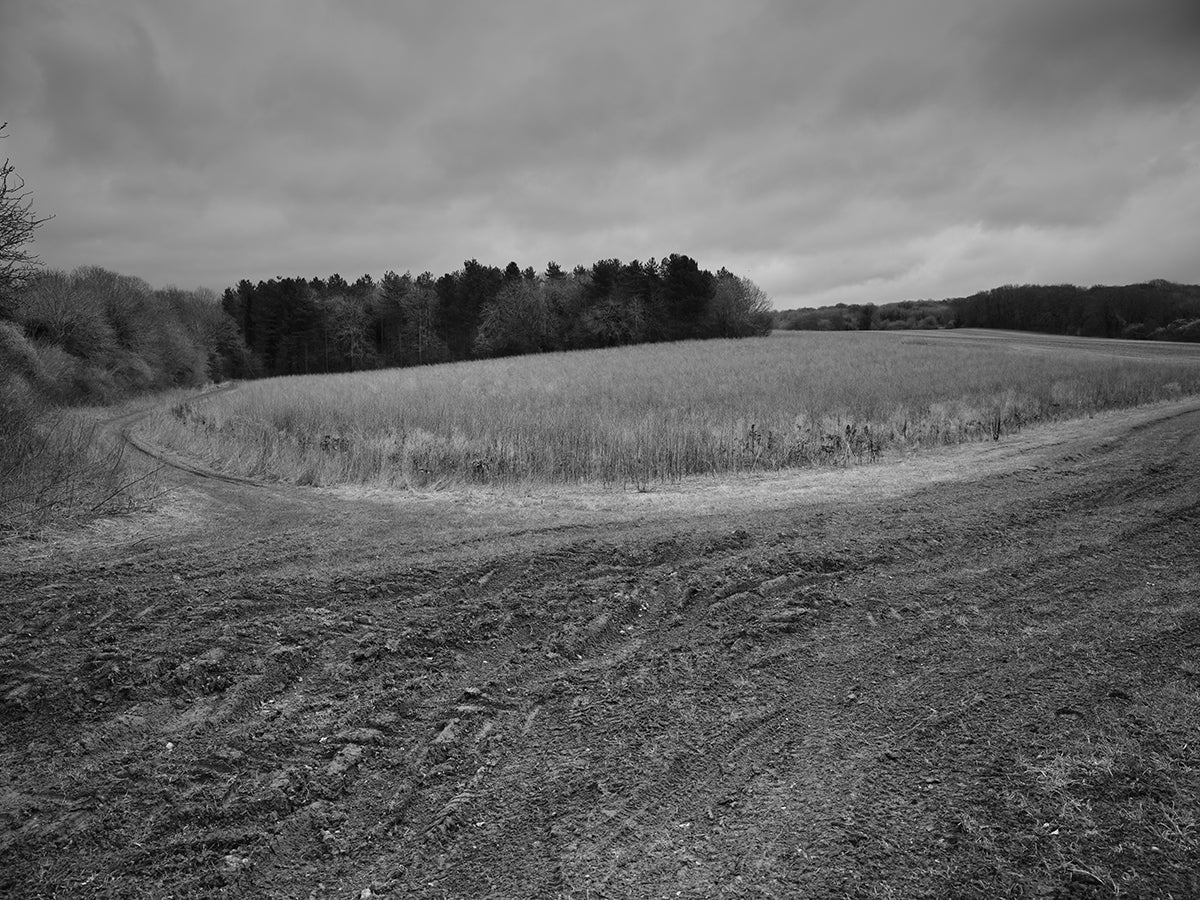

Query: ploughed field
2;331;1200;898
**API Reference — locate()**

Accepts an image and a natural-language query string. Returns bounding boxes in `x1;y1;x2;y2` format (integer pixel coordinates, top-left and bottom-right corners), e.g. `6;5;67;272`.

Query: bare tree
707;272;773;338
1;123;52;315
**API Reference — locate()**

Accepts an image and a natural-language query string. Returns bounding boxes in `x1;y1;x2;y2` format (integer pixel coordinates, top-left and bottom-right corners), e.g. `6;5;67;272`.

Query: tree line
220;255;773;378
775;280;1200;341
0;254;770;409
2;266;255;406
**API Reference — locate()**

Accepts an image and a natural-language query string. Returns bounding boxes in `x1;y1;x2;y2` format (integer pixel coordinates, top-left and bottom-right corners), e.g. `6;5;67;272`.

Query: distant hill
775;280;1200;342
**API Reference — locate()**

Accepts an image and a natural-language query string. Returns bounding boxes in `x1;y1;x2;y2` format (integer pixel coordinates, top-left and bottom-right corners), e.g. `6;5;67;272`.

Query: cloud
1;0;1197;308
966;0;1200;111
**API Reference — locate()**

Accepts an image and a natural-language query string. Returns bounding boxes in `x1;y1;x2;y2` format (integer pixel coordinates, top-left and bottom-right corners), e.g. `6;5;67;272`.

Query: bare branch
0;123;54;313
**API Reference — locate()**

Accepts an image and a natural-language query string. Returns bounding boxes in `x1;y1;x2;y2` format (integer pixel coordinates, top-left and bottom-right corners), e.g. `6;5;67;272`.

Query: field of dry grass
137;330;1200;489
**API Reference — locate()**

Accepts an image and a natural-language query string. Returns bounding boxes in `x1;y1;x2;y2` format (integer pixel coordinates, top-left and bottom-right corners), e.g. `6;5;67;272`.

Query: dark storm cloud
15;6;221;170
34;14;168;161
1;0;1197;306
968;0;1200;110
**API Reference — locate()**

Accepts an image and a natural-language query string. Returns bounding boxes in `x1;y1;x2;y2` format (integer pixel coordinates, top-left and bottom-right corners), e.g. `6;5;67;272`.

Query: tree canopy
224;255;772;378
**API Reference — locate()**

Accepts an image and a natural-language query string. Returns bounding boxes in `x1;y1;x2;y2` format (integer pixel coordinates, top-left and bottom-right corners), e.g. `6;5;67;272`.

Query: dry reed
137;331;1200;489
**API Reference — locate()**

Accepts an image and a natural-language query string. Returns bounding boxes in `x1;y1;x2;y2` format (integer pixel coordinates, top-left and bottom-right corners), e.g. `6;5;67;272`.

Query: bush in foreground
0;388;163;538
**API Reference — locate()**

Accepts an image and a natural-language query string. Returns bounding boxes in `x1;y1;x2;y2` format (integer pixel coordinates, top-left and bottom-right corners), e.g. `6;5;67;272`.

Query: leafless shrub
0;394;163;537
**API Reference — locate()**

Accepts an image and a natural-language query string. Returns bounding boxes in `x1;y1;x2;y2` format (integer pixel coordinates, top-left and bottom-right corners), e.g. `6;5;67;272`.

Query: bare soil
2;398;1199;899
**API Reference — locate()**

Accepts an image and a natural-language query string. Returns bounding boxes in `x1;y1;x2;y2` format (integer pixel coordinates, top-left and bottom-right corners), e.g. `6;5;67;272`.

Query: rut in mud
2;400;1199;898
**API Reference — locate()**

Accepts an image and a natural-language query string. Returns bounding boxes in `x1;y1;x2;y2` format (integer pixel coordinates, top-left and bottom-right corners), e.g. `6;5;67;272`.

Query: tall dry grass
0;398;165;537
136;331;1200;489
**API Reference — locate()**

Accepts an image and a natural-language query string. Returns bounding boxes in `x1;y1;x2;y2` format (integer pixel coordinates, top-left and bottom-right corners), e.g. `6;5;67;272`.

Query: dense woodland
775;280;1200;341
0;256;767;407
220;255;773;378
1;266;254;406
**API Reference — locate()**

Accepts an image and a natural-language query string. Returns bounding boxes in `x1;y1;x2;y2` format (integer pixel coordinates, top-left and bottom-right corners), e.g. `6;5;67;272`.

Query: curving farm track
2;395;1200;898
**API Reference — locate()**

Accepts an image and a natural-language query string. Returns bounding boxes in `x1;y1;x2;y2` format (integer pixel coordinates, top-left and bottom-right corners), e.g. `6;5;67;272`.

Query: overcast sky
2;0;1198;308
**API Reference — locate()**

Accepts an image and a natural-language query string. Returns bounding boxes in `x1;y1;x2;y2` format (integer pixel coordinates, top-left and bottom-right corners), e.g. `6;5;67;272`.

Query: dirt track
3;398;1199;898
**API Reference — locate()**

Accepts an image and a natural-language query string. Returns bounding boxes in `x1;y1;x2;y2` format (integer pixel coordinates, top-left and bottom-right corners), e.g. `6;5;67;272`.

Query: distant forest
775;280;1200;342
0;255;769;404
220;255;773;378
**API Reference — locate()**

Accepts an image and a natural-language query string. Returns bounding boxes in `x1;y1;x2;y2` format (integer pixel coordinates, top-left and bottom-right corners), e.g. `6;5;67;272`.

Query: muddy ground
2;399;1199;898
